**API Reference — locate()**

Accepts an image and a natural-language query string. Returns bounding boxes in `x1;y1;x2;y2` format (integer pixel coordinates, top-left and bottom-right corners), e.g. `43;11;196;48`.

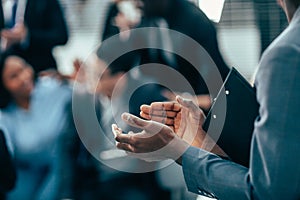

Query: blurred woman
0;52;73;200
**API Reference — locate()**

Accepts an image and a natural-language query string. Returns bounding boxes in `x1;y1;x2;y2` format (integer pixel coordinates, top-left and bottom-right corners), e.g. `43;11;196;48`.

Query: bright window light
198;0;225;23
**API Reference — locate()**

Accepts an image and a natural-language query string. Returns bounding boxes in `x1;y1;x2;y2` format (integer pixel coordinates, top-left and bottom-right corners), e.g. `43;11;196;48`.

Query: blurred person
101;0;227;110
0;127;16;199
71;45;169;199
0;0;68;73
96;50;167;199
113;0;300;198
0;51;74;200
101;0;142;41
137;0;230;100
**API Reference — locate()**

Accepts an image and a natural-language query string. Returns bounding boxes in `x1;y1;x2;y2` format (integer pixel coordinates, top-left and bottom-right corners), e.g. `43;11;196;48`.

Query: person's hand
113;113;189;162
1;23;28;49
141;96;205;147
70;59;86;82
140;96;228;156
114;13;133;32
162;90;212;111
140;101;181;132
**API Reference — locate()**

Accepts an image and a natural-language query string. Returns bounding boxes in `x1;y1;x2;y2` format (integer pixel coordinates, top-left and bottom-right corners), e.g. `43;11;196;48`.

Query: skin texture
1;23;28;50
114;96;227;162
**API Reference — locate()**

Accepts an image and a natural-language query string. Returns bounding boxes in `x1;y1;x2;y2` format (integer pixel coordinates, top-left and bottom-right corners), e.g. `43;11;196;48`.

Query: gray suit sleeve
182;44;300;199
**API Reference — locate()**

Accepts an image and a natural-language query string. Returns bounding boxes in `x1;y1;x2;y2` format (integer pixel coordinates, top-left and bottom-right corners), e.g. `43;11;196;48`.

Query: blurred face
1;56;34;100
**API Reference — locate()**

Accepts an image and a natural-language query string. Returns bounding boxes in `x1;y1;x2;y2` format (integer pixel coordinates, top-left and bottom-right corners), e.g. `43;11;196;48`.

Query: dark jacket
139;0;229;95
0;0;69;73
0;130;16;199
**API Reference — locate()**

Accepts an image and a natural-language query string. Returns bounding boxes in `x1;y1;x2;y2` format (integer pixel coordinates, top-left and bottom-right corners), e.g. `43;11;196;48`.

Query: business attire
139;0;230;95
101;2;120;41
0;0;68;73
181;7;300;199
0;78;72;200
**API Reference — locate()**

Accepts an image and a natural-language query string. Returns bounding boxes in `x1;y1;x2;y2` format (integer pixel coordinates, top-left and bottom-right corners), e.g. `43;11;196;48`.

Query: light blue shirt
0;77;72;200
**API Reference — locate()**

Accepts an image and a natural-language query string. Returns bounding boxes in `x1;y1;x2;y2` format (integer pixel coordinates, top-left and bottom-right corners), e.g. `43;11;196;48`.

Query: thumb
122;112;154;130
176;95;200;115
122;112;168;134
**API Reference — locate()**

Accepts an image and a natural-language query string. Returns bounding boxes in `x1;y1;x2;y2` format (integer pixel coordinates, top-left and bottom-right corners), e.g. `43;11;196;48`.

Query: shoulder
178;1;213;26
173;1;216;40
256;18;300;85
255;43;300;100
35;77;72;101
260;43;300;69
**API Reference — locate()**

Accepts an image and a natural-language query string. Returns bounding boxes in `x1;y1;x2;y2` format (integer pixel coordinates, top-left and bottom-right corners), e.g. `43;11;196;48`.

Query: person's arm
181;44;300;199
140;99;227;156
115;44;300;199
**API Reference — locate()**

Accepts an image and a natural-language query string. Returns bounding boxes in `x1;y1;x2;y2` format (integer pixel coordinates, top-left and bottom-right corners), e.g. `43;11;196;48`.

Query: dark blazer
140;0;230;95
0;129;16;198
101;2;120;41
1;0;69;73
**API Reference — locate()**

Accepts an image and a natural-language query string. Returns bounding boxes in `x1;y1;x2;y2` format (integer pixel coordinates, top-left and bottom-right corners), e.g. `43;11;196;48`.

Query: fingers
176;96;200;115
112;124;137;152
115;132;134;145
151;102;181;112
174;112;181;132
115;134;135;152
140;102;180;120
140;111;151;120
141;103;180;113
112;124;122;137
122;112;164;133
145;115;174;126
116;142;135;152
140;109;177;119
122;113;150;129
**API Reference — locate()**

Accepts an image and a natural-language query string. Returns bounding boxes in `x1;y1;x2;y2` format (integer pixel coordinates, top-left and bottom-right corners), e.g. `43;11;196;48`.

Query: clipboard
202;67;259;167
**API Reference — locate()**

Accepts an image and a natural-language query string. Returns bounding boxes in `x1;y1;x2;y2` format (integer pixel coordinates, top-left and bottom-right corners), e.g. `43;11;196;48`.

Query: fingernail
140;105;146;110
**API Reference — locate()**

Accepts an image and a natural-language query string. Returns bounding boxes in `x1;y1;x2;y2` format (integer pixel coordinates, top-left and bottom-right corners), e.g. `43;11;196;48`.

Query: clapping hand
140;96;227;156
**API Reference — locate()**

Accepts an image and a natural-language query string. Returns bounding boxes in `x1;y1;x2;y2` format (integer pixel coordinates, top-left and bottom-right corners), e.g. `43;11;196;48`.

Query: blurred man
139;0;230;96
0;0;68;73
114;0;300;198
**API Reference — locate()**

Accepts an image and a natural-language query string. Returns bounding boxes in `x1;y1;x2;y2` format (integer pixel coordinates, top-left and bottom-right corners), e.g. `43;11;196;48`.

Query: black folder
202;67;259;167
